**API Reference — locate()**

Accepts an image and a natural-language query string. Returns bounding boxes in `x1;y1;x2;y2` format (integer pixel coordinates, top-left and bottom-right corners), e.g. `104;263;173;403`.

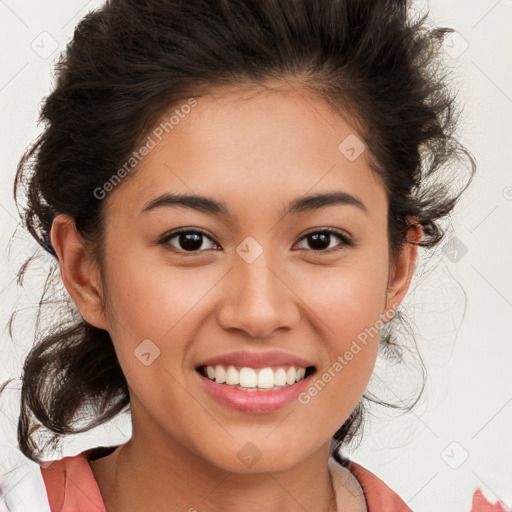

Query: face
53;85;415;474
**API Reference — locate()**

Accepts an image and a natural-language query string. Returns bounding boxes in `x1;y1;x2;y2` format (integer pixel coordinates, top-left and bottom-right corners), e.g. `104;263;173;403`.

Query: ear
50;214;108;330
385;218;422;314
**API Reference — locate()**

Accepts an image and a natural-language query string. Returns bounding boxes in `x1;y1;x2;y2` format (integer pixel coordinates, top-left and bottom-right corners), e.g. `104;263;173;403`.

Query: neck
92;421;337;512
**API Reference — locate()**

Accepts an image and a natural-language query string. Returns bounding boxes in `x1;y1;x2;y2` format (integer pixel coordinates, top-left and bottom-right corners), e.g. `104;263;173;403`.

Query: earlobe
50;214;108;330
385;220;422;312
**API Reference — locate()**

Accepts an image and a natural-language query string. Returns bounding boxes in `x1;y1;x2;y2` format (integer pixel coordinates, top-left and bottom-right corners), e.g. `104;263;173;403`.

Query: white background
0;1;511;511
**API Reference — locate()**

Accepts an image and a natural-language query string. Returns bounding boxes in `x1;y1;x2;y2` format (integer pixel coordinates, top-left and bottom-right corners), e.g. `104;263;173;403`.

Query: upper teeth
204;365;307;389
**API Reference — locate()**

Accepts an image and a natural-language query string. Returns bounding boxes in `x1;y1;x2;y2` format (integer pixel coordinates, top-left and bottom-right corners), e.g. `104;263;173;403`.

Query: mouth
196;364;317;392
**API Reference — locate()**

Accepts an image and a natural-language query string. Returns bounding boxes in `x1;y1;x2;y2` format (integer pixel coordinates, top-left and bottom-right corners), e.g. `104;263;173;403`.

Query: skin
50;84;421;512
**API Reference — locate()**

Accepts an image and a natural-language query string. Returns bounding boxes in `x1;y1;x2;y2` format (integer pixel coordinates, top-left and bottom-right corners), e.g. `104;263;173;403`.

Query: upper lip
196;350;316;369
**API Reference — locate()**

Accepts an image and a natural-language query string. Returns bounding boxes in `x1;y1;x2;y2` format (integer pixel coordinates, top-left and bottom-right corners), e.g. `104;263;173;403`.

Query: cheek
297;294;384;439
295;253;389;421
303;250;389;340
103;243;218;342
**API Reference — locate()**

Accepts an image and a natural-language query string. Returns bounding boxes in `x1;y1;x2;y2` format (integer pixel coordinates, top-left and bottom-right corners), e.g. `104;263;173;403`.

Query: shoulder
329;453;508;512
470;488;509;512
40;446;117;512
329;453;412;512
36;446;506;512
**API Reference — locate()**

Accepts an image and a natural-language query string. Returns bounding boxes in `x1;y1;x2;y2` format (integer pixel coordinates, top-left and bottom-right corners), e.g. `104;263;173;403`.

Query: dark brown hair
4;0;475;470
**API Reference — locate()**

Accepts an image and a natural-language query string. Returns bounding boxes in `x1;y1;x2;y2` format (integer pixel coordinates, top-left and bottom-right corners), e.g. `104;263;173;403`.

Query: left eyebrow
140;190;368;217
284;191;368;216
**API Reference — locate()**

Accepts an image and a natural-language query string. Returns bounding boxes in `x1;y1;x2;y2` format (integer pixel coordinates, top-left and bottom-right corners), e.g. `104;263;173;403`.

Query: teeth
202;364;310;390
240;367;257;388
257;367;274;389
214;365;226;384
226;365;240;385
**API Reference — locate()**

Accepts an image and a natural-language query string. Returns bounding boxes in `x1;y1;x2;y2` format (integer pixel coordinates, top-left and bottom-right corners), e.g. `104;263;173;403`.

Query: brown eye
160;229;219;253
295;229;352;252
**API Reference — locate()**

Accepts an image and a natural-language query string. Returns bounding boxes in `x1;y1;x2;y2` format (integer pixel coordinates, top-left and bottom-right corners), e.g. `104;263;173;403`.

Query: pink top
40;446;507;511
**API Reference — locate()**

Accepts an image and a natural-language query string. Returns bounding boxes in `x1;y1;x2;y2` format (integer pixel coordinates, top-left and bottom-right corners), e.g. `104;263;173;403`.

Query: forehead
103;86;387;221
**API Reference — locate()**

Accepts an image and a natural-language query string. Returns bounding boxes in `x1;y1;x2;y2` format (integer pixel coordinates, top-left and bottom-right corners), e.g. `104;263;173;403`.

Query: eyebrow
140;190;368;217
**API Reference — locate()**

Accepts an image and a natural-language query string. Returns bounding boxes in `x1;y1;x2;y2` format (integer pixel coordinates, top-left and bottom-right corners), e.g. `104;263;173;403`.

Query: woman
2;0;502;510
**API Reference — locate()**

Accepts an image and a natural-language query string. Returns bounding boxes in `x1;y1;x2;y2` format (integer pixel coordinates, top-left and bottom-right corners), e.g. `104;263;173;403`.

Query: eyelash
158;227;353;255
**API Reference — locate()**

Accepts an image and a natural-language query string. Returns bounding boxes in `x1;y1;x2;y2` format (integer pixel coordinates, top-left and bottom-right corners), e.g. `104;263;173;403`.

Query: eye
159;227;353;255
294;228;352;253
159;228;220;254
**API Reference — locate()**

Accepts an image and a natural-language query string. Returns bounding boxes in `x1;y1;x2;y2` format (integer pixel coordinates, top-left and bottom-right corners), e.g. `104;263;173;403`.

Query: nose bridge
218;242;298;338
239;250;278;302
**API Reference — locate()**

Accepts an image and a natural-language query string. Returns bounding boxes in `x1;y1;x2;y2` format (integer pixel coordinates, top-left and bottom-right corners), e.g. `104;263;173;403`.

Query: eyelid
299;226;352;241
158;227;220;253
159;226;354;255
294;227;353;251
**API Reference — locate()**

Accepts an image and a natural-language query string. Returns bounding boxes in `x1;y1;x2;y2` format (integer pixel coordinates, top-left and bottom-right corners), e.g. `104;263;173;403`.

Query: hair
3;0;475;471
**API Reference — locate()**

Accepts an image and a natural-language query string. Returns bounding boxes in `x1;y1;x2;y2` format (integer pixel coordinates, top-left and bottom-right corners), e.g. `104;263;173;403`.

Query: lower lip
196;370;314;413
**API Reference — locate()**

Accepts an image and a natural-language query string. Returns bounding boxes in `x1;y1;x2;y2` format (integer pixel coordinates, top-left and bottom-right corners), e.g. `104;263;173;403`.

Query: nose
216;250;300;339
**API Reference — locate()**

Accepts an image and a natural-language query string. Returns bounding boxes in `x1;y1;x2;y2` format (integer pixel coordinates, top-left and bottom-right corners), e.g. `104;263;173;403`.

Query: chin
199;438;307;475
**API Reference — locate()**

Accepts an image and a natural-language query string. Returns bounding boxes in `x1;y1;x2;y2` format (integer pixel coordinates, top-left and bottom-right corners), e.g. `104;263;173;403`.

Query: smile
197;364;315;391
